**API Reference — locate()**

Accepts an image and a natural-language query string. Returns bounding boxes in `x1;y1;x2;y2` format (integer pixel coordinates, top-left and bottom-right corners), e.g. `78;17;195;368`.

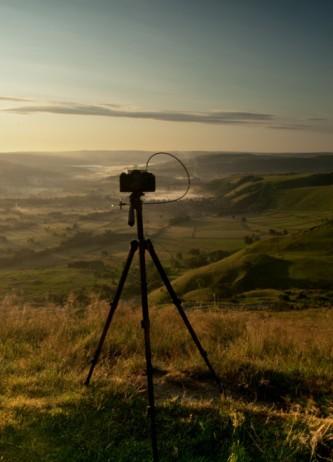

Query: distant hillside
151;220;333;303
206;172;333;213
189;152;333;179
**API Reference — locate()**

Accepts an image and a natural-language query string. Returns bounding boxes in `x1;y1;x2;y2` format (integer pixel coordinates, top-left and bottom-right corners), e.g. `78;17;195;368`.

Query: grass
276;185;333;211
0;267;117;303
0;298;332;461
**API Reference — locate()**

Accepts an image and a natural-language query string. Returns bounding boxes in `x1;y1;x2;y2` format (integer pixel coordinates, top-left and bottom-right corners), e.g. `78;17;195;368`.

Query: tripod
85;191;222;462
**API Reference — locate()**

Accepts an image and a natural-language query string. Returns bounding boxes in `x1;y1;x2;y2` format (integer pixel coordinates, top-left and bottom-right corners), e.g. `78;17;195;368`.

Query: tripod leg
146;239;223;393
84;240;138;386
138;240;159;462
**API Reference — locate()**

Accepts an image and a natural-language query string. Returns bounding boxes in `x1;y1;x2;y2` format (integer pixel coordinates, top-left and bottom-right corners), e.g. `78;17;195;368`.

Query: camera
120;169;156;193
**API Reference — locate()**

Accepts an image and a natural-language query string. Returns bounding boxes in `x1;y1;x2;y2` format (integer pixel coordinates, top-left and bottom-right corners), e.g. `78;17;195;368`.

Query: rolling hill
207;172;333;213
151;220;333;304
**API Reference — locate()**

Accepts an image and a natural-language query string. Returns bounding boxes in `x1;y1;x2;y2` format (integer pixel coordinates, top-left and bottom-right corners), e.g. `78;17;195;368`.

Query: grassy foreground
0;298;332;461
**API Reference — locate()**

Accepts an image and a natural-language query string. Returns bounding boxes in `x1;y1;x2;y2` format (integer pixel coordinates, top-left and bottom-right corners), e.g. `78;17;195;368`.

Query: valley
0;151;332;306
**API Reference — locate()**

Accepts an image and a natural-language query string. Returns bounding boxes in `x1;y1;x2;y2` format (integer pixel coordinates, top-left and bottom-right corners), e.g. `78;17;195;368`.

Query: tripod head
119;168;155;228
119;152;191;239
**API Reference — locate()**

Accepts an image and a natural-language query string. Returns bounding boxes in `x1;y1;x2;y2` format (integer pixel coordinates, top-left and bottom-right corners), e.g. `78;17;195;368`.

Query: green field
2;208;331;304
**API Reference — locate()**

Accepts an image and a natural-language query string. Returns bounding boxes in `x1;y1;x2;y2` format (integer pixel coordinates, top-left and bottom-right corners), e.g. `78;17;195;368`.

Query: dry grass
0;296;332;461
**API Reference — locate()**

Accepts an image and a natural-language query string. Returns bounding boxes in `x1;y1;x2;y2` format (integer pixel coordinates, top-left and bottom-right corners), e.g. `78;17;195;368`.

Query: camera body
120;169;156;193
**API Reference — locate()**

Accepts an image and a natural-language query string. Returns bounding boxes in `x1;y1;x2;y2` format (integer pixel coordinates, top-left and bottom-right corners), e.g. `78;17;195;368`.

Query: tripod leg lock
130;240;139;250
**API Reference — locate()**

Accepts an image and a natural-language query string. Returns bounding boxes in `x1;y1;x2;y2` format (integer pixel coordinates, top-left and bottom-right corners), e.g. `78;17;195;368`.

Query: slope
208;172;333;213
151;221;333;303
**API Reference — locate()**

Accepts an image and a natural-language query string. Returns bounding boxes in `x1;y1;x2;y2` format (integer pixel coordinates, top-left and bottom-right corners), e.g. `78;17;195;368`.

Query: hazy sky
0;0;332;152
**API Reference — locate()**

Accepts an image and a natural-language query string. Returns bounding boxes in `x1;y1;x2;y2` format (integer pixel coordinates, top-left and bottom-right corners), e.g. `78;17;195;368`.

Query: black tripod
85;191;222;462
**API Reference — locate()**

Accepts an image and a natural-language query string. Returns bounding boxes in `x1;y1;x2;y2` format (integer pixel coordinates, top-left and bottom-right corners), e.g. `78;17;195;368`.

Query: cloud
3;100;331;132
269;123;311;131
306;117;328;122
270;120;333;132
0;96;31;102
5;102;275;125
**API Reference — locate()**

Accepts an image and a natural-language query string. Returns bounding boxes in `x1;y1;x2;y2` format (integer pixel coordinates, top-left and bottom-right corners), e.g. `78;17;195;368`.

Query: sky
0;0;332;152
